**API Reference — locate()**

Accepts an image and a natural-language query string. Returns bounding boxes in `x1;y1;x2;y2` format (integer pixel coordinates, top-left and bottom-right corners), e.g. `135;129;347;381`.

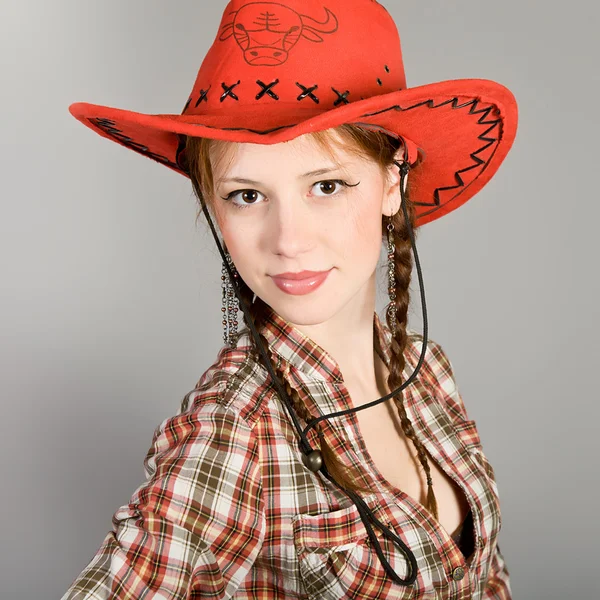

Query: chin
268;296;341;327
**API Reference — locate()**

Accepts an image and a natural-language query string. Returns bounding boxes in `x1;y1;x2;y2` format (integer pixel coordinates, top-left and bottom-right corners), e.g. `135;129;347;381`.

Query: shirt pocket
291;498;427;600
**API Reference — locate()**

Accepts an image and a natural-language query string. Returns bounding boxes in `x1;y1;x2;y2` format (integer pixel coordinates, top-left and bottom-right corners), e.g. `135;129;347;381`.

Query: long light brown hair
182;126;438;517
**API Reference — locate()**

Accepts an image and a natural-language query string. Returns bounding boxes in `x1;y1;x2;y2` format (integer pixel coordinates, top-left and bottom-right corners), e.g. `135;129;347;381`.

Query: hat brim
69;78;517;226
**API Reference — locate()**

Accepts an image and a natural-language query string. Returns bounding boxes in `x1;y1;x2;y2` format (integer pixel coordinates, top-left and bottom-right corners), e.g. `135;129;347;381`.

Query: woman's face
212;132;401;327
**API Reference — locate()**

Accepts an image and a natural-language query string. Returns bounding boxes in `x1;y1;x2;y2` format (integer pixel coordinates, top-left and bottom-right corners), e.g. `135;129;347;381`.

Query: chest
349;389;471;539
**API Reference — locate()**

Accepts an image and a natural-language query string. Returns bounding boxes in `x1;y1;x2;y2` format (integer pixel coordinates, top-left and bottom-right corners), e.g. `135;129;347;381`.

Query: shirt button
451;566;466;581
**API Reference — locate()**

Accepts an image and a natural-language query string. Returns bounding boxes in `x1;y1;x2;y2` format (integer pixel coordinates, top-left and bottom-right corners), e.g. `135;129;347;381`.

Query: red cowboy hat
68;0;517;226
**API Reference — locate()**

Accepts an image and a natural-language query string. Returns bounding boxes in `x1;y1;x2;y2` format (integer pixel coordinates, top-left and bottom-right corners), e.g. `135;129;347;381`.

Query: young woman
63;1;517;598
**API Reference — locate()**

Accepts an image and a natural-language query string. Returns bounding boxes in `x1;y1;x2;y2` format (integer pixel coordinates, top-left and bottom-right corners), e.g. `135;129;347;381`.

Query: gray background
1;1;598;598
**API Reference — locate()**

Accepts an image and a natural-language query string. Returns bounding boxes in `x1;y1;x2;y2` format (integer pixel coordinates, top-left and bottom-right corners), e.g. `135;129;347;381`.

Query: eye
220;179;357;210
220;189;266;209
312;180;350;197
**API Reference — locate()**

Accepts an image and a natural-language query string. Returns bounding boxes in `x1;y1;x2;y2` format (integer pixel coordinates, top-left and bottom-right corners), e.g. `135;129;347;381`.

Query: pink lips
271;269;332;295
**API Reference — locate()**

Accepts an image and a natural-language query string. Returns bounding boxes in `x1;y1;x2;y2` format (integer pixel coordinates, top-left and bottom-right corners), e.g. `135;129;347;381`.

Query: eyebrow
216;166;344;187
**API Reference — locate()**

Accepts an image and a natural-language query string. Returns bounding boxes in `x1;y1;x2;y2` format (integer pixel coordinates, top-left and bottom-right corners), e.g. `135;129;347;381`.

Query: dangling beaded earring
221;252;240;347
386;215;397;335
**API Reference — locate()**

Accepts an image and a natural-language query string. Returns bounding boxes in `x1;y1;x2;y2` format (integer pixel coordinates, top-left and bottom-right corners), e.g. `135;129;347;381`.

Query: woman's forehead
215;133;364;180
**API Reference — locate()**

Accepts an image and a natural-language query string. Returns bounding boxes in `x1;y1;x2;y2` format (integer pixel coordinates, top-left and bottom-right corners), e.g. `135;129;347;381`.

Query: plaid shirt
62;306;511;599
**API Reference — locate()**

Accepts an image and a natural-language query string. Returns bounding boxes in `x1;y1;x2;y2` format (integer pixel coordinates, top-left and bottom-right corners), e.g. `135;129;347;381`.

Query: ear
381;153;407;218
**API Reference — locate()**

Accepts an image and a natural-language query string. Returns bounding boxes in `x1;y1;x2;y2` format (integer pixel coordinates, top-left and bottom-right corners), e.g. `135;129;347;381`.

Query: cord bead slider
302;450;323;472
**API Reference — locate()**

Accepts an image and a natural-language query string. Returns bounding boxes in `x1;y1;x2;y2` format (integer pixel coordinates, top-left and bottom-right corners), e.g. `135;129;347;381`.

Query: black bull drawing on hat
219;2;339;66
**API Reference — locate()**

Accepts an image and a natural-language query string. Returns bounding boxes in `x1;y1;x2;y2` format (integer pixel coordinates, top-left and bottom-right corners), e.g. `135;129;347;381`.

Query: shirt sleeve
482;543;512;599
420;337;473;425
421;338;513;599
61;399;265;600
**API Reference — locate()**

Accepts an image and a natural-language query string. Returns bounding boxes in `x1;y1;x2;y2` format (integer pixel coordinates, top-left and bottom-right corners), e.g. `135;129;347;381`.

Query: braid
248;311;371;494
384;192;439;521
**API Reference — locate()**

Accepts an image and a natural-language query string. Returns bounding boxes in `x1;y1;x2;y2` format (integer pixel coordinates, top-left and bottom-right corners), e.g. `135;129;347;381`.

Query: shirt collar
258;304;392;384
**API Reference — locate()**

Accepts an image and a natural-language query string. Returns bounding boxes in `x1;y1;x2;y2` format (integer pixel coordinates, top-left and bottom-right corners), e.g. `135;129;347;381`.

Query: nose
268;197;314;258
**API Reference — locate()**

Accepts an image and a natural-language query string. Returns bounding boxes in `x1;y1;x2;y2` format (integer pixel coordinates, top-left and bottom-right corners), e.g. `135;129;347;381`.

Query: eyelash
219;179;357;210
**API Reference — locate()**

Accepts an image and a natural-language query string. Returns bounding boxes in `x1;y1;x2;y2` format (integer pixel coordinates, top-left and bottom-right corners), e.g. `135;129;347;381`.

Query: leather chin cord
198;158;429;587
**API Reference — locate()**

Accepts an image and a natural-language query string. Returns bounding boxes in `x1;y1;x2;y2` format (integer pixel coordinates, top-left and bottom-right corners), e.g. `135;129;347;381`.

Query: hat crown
182;0;406;118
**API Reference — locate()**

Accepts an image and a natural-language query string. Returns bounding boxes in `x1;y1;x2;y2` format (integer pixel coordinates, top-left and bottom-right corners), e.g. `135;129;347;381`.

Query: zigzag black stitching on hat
377;78;383;86
89;117;178;169
362;98;501;213
296;82;319;103
195;87;210;107
183;96;192;113
256;79;280;101
220;80;241;102
384;65;390;73
332;87;350;106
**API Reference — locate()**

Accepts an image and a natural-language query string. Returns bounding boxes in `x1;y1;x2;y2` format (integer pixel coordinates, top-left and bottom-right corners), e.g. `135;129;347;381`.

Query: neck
287;272;388;403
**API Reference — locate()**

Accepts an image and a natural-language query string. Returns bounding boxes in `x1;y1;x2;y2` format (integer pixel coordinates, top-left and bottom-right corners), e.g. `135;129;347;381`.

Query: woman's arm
61;398;265;600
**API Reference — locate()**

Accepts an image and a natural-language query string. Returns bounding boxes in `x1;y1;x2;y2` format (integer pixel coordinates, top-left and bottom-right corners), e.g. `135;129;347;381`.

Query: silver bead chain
386;217;397;335
221;253;239;347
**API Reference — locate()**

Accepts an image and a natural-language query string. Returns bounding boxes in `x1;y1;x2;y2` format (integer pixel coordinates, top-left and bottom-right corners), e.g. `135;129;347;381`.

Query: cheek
334;195;384;261
221;226;249;256
218;221;261;281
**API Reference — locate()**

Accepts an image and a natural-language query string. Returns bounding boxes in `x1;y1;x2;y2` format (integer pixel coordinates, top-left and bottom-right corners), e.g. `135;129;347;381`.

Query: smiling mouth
271;269;331;280
270;269;332;296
